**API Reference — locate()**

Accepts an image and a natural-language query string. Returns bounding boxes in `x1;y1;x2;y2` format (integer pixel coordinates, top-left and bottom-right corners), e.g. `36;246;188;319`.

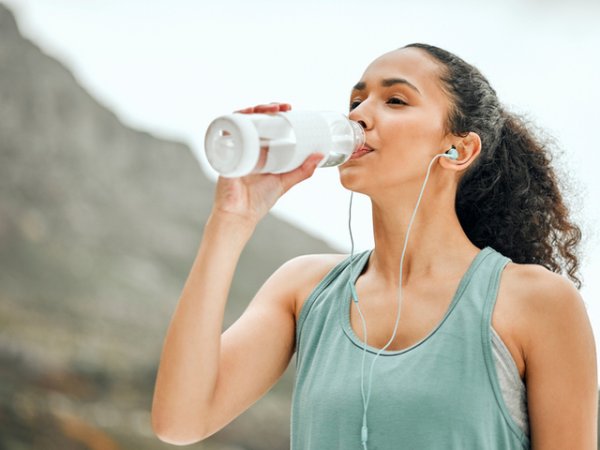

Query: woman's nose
356;119;367;129
349;103;372;130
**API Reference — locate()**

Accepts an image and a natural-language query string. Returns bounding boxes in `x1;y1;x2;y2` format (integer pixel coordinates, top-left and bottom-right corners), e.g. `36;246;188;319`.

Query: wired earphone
347;145;459;450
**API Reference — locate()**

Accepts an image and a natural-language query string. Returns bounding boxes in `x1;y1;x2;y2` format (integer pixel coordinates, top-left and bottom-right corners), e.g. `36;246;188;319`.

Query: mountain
0;3;334;449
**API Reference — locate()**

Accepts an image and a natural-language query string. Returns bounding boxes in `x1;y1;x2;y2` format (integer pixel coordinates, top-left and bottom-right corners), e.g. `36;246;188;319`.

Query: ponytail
456;110;583;288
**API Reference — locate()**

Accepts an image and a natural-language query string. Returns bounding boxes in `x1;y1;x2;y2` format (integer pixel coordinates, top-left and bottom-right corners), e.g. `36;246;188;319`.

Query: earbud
444;145;459;160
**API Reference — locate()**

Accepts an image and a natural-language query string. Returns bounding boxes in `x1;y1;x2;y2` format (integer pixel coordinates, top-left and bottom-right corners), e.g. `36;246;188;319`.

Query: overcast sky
5;0;600;373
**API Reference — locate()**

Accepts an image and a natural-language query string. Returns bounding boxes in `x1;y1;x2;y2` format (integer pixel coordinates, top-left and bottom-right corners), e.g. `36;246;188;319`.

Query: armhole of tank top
295;252;358;351
481;256;531;449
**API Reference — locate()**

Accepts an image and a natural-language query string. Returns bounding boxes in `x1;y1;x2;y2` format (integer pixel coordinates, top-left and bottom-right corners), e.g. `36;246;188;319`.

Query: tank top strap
295;250;371;353
480;247;512;334
476;248;528;443
432;246;510;358
446;246;510;319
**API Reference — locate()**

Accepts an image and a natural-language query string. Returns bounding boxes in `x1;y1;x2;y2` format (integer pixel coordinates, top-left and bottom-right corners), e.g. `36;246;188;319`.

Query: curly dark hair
403;43;583;288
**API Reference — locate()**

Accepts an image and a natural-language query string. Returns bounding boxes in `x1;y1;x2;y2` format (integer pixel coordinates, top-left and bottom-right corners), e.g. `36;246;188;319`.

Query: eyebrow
352;78;421;95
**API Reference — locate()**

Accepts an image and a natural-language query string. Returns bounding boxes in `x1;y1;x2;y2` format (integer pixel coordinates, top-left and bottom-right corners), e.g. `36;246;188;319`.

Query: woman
151;44;598;449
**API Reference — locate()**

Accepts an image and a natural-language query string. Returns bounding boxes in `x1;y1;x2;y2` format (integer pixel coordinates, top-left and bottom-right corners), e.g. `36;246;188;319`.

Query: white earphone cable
347;191;370;449
348;152;450;449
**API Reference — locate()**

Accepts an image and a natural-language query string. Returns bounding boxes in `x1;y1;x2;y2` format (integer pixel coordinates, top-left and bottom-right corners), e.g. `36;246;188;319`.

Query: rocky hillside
0;3;333;449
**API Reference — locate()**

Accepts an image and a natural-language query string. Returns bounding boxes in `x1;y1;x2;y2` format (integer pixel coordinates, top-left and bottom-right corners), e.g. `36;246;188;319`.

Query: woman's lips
350;145;374;160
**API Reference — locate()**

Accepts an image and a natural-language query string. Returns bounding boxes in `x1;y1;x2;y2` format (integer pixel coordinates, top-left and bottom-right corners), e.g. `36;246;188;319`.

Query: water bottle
204;111;365;177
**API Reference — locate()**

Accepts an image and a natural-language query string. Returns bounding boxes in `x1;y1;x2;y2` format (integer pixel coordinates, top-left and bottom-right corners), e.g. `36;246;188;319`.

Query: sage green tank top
291;246;531;449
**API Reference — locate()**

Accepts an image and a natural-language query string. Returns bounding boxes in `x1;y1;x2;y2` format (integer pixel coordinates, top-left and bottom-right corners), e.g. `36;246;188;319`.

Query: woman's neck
368;186;479;286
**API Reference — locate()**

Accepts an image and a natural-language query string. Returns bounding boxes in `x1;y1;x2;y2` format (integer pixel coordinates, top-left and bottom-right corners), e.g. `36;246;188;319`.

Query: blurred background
0;0;599;448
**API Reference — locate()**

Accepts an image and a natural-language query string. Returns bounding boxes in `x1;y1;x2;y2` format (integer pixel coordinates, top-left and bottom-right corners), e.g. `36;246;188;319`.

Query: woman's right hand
212;103;324;225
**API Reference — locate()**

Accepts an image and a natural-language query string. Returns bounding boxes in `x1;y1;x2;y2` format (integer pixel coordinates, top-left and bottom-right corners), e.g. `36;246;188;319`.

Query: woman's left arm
523;269;598;449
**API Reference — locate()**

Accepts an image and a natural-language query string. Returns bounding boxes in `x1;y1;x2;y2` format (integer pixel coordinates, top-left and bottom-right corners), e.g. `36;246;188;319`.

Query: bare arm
151;213;306;444
151;103;323;444
522;269;598;449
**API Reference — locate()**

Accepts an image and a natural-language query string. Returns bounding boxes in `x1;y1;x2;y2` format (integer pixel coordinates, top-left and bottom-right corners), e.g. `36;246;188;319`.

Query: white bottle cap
204;114;260;177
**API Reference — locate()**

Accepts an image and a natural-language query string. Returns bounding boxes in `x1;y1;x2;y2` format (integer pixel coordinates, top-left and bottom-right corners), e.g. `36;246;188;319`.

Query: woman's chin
338;165;367;193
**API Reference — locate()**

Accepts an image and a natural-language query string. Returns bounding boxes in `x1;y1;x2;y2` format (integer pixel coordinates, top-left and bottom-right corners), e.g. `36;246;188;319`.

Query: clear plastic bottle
204;111;365;177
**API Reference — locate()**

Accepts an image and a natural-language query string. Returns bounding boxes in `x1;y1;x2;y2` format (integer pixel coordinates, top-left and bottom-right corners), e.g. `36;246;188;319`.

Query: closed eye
387;97;407;106
349;97;408;111
350;98;407;111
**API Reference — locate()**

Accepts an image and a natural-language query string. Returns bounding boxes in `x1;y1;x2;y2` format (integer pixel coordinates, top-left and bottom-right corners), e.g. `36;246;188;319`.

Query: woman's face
339;47;454;193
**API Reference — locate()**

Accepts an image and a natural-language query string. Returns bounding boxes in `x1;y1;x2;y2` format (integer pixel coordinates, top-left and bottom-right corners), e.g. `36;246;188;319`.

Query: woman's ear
440;132;482;171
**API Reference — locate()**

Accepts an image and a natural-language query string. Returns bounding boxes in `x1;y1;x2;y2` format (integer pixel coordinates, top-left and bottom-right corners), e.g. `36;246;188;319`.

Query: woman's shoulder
502;261;582;310
275;253;350;320
494;260;587;380
500;260;587;356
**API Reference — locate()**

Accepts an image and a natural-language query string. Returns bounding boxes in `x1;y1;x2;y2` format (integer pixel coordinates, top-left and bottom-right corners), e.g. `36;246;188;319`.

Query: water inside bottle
321;152;348;167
